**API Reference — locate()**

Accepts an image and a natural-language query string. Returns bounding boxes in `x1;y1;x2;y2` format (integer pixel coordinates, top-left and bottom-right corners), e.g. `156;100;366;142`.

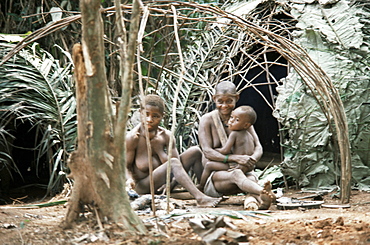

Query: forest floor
0;186;370;245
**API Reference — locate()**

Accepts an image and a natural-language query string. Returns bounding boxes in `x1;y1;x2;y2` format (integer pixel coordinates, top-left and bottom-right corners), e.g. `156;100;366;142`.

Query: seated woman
198;81;275;210
126;94;221;207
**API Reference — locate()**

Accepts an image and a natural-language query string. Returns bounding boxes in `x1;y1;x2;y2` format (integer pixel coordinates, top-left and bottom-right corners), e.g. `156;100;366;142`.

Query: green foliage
275;0;370;188
0;0;81;67
0;40;76;195
136;8;243;150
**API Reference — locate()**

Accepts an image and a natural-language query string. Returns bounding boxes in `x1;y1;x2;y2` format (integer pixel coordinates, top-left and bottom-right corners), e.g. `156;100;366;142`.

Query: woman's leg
199;161;229;190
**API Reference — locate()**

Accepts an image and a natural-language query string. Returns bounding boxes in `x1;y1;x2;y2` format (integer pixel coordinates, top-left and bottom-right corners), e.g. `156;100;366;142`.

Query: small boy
126;94;221;207
198;105;257;190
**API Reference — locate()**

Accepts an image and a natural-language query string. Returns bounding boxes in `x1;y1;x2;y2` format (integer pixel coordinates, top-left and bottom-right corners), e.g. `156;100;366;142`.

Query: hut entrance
0;121;50;204
234;51;287;169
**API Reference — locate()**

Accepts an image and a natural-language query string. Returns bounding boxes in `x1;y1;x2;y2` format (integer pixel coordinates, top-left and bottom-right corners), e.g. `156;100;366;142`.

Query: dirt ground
1;187;370;245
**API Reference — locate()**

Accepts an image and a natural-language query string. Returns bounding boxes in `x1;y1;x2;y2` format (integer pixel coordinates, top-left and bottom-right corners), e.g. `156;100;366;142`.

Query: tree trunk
62;0;145;233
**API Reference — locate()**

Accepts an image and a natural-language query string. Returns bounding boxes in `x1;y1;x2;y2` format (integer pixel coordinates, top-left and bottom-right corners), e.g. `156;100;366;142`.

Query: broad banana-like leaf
275;0;370;189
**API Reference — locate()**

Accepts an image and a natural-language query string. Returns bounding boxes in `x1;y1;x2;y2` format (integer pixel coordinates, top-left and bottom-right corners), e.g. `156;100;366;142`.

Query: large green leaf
275;0;370;188
292;1;363;49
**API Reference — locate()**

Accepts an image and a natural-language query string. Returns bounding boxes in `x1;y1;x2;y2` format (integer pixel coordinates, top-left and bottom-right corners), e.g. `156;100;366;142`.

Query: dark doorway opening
0;121;50;204
234;52;287;169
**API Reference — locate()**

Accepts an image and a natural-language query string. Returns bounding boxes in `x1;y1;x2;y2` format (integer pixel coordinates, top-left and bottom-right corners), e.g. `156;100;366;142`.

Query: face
213;94;238;116
143;104;163;131
228;108;251;131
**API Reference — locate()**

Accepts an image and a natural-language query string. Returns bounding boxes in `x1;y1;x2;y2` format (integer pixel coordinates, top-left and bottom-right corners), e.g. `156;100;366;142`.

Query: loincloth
203;171;223;197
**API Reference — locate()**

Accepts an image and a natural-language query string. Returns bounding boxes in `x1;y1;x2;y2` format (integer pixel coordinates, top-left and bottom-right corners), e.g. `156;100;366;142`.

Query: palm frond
0;41;76;195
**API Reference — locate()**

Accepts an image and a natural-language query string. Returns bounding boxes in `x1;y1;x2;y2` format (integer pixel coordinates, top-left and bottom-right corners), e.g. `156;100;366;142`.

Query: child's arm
247;126;262;162
216;132;237;155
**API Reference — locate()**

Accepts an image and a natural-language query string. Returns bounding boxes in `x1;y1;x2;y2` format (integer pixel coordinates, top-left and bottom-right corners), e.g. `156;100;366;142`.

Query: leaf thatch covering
272;0;370;191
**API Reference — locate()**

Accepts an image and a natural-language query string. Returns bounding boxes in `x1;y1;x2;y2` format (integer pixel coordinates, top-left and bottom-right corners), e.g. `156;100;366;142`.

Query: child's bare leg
135;157;221;207
199;161;229;190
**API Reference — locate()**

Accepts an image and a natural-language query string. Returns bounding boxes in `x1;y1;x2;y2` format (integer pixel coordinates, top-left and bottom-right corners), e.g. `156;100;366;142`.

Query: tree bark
62;0;145;233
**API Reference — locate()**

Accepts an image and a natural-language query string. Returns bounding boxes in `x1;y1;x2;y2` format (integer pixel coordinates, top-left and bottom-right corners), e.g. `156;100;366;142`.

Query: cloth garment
203;171;223;197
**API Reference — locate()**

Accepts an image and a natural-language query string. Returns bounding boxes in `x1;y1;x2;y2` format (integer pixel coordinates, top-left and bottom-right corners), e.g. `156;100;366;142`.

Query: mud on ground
0;188;370;245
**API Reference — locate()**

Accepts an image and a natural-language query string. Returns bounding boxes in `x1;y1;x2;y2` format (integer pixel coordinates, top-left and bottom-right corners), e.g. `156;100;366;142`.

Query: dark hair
237;105;257;124
143;94;165;114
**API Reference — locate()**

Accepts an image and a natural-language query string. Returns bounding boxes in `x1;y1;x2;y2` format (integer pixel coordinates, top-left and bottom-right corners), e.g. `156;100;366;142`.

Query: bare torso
228;130;255;155
203;112;230;148
199;109;262;171
126;124;171;182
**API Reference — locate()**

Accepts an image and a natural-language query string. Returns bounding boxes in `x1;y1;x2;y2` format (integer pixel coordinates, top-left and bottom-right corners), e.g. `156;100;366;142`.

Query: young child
198;105;257;190
126;94;221;207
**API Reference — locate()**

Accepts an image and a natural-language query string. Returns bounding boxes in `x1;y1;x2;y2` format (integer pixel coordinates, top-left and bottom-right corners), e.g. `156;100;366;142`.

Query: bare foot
197;196;222;208
259;181;276;210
